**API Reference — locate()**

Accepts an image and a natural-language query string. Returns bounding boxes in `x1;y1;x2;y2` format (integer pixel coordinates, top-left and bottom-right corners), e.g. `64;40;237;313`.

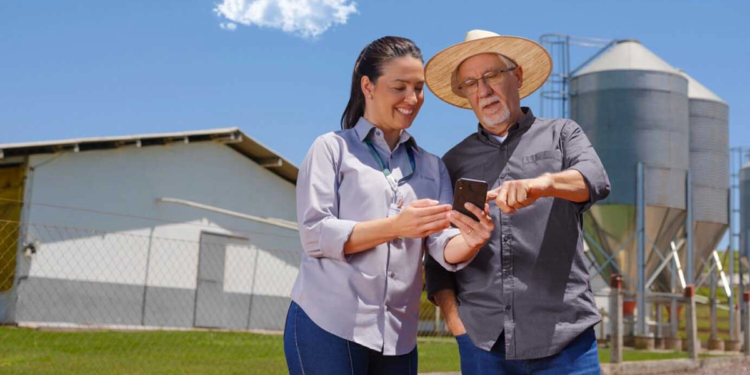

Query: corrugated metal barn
0;128;301;332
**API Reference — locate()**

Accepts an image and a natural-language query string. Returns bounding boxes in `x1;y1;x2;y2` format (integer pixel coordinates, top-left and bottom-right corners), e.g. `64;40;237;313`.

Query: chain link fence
4;205;744;373
0;208;454;373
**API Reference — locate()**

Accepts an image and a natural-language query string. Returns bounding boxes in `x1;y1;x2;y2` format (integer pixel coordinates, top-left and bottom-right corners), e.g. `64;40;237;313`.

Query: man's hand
487;174;553;214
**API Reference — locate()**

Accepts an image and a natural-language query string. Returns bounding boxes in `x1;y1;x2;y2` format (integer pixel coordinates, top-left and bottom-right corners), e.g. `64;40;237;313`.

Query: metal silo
569;40;689;334
679;71;729;283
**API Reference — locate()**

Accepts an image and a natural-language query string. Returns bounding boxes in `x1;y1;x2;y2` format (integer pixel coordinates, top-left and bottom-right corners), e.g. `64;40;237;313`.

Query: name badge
388;202;401;217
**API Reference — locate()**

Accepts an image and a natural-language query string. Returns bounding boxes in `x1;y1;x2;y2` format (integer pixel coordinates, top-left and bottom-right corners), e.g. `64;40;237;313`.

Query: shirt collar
477;107;535;143
353;117;420;153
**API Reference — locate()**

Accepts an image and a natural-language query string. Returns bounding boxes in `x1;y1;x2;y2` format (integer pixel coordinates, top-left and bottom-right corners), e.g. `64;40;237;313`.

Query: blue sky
2;0;748;250
2;0;748;164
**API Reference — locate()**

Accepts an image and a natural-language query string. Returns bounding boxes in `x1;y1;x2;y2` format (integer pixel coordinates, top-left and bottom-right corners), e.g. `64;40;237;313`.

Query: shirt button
503;235;510;243
389;272;395;279
376;131;381;136
505;305;511;311
385;306;390;312
500;172;507;178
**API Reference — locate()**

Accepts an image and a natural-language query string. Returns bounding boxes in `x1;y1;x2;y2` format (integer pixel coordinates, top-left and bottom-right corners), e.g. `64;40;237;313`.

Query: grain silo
678;71;729;284
569;40;690;336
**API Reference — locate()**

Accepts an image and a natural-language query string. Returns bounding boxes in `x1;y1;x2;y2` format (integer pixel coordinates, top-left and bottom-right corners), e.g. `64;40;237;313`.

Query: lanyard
364;139;416;193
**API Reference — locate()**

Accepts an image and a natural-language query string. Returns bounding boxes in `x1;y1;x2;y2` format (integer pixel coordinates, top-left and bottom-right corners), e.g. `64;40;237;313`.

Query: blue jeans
284;301;418;375
455;327;601;375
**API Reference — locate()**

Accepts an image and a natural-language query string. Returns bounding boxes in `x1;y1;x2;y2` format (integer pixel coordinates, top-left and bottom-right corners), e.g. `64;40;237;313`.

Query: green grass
0;328;287;375
418;337;462;372
0;327;731;374
0;327;461;375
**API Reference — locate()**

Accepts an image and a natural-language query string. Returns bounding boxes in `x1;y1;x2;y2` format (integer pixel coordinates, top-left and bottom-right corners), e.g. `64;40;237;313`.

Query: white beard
478;94;510;130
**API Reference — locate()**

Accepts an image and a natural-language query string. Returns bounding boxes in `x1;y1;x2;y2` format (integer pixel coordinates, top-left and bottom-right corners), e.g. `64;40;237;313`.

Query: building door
194;233;229;328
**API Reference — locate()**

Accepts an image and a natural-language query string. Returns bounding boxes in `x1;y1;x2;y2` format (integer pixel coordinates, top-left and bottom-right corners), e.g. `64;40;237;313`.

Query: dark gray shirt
425;107;610;360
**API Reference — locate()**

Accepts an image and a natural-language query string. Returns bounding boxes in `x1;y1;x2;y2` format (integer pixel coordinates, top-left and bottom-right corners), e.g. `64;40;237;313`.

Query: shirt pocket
520;150;563;178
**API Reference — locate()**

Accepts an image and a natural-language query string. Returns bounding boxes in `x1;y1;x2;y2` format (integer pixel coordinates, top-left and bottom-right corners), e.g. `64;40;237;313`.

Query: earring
368;94;373;99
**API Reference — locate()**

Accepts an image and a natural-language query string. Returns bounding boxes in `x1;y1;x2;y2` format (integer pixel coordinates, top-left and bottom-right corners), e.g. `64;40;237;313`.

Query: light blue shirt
291;117;467;355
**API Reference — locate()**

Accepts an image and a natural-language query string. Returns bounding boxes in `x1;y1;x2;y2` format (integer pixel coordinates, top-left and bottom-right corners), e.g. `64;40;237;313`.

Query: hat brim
425;36;552;109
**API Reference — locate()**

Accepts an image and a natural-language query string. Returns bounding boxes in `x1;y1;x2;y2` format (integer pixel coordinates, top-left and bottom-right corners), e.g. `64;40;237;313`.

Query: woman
284;36;494;375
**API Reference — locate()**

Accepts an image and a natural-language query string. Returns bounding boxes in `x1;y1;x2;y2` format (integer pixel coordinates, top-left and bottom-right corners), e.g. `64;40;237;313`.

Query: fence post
685;284;699;360
744;292;750;356
654;303;664;349
610;274;623;364
665;261;682;352
727;303;742;351
709;268;724;351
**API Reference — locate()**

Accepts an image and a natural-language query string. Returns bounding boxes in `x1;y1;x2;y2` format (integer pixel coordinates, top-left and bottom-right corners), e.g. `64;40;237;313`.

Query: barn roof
0;128;298;184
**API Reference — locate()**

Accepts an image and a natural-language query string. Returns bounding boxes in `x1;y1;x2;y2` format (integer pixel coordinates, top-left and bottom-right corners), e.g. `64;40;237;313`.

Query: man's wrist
532;173;555;198
446;318;467;336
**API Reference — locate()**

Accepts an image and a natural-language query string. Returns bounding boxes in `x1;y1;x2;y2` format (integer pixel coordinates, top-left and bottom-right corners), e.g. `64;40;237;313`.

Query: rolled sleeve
425;159;474;271
314;217;357;261
562;120;611;213
426;227;463;271
297;136;356;262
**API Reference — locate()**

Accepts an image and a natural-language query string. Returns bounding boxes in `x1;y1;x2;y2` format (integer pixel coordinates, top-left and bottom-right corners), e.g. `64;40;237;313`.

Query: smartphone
452;178;488;226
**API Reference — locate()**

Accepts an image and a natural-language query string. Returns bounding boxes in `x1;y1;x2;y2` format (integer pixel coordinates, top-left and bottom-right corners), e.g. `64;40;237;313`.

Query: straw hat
425;30;552;109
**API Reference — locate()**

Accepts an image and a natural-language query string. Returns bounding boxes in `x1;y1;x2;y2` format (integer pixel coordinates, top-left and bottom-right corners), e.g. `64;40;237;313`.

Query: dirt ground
661;358;750;375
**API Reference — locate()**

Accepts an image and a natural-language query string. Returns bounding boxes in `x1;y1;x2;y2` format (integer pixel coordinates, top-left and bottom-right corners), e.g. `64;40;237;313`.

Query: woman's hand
448;203;494;251
392;199;452;239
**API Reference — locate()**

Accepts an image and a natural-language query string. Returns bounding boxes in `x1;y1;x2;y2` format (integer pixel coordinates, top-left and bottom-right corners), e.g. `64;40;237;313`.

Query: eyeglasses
457;66;517;96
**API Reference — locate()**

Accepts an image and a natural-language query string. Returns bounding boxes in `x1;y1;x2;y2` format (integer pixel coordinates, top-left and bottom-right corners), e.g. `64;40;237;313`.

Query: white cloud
213;0;357;39
220;22;238;31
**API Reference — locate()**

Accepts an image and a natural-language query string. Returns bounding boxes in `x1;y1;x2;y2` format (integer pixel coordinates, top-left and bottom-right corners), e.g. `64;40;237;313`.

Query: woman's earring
368;94;373;99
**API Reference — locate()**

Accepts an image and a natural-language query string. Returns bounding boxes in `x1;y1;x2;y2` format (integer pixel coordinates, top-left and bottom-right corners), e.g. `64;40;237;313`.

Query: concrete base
724;339;742;352
682;339;702;352
654;338;665;350
623;336;635;348
635;335;655;350
709;338;725;351
599;356;750;375
664;337;682;352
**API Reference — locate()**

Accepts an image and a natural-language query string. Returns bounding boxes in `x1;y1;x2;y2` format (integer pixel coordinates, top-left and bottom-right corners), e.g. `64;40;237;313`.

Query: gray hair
496;53;517;69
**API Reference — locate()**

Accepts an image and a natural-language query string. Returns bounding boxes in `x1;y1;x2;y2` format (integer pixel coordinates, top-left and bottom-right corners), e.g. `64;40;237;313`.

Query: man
424;30;611;374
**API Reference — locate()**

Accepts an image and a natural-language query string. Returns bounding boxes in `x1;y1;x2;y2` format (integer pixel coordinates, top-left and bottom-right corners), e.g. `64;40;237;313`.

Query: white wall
22;141;301;296
221;239;298;297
